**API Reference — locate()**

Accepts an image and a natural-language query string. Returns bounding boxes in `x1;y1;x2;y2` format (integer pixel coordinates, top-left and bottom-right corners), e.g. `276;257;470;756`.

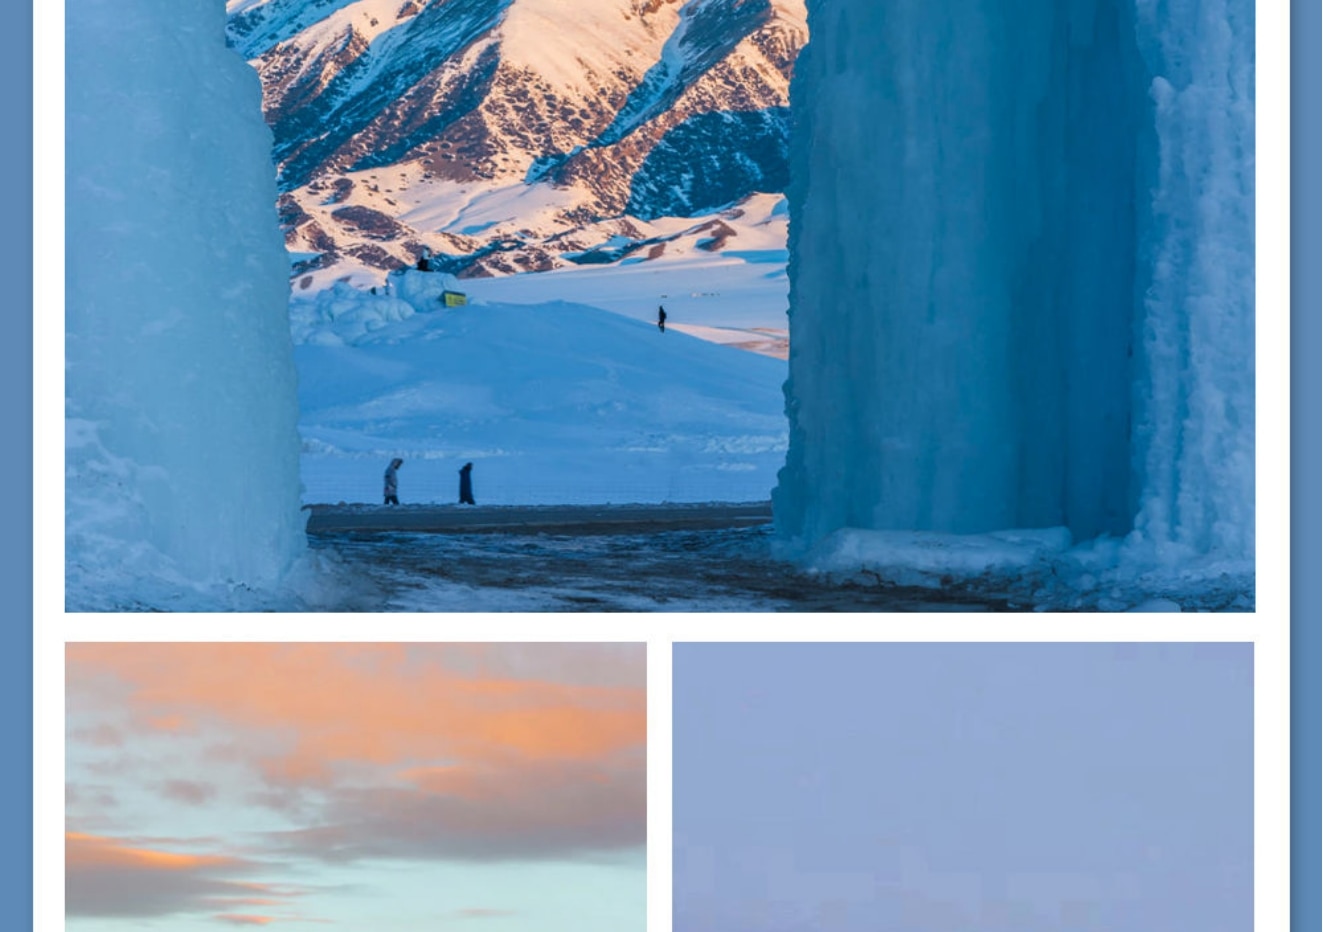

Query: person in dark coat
459;462;476;505
657;305;667;332
417;247;433;272
383;457;403;505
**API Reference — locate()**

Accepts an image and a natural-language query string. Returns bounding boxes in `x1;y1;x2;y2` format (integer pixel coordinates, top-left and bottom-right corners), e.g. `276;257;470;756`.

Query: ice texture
66;0;305;604
774;0;1253;574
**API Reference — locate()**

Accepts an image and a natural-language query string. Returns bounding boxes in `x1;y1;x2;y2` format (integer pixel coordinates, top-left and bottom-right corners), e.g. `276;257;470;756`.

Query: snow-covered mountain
226;0;806;282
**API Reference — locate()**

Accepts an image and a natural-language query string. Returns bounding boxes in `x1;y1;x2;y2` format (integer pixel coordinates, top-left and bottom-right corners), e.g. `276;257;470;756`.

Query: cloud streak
270;753;645;862
215;917;277;927
65;832;297;919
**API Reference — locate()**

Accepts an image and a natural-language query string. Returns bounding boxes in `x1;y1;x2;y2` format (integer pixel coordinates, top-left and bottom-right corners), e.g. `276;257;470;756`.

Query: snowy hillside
292;270;788;506
294;191;793;345
226;0;806;282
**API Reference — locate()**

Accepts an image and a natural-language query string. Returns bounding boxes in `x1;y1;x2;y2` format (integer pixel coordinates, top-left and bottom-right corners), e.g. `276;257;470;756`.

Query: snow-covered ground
291;268;789;508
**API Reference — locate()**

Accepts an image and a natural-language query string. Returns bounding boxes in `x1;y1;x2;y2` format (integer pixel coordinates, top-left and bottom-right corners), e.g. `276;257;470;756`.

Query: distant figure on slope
459;462;476;505
417;247;433;272
657;305;667;333
383;457;403;505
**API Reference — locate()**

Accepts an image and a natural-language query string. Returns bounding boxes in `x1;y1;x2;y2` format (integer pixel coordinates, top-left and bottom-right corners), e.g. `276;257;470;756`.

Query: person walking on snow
459;462;476;505
657;305;667;333
383;458;403;505
417;247;433;272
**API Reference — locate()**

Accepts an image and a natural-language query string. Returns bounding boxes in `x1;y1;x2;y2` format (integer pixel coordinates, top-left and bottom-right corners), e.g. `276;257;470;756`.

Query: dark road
304;501;775;535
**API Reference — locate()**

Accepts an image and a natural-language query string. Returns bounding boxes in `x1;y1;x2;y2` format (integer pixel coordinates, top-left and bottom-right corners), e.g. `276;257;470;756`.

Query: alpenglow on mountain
225;0;806;281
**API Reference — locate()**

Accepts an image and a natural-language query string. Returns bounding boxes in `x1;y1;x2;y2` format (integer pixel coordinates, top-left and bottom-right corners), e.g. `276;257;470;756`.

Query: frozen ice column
774;0;1253;564
66;0;305;589
1130;0;1255;562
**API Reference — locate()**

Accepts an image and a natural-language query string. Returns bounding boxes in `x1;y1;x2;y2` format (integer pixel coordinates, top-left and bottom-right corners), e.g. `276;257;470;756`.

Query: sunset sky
66;643;646;931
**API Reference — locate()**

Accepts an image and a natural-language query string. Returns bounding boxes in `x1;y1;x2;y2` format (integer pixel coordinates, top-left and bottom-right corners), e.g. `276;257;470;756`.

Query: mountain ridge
226;0;806;282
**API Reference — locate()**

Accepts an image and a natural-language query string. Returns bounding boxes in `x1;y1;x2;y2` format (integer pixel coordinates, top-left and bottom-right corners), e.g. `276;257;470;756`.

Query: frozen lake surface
305;525;1013;612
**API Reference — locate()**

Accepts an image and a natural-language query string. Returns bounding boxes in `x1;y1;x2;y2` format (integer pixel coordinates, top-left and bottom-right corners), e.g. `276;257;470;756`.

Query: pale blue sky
674;643;1252;932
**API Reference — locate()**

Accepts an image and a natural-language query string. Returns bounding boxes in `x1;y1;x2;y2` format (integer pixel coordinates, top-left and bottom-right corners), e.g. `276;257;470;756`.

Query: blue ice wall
66;0;306;598
774;0;1253;562
1130;0;1255;560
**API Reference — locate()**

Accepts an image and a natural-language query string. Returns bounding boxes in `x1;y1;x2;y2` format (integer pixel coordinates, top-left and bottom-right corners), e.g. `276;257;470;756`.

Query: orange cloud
213;917;331;927
67;645;646;866
397;765;484;798
66;832;239;873
65;832;297;919
215;916;275;926
66;644;645;785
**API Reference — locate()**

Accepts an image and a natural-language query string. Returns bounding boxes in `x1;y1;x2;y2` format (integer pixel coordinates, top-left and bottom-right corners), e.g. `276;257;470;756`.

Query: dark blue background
1290;1;1321;929
6;3;1320;929
5;0;33;926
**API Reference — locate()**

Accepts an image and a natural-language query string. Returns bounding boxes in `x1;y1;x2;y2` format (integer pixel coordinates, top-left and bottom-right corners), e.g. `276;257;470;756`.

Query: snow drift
66;0;305;607
774;0;1253;594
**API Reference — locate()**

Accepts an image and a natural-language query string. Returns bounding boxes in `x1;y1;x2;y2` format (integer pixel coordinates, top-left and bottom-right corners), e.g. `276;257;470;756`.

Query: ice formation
66;0;305;606
774;0;1254;580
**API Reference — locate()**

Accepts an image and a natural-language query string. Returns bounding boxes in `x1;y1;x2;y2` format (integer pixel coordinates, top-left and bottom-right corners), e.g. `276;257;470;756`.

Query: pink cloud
213;915;332;927
66;645;645;782
67;645;647;868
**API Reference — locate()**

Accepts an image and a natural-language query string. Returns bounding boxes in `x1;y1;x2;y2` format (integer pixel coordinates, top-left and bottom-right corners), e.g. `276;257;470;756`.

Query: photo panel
64;642;646;931
674;642;1252;932
53;0;1267;615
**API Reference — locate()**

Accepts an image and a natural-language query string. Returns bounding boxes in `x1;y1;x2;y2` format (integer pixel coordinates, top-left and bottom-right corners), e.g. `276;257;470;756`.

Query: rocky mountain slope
226;0;806;282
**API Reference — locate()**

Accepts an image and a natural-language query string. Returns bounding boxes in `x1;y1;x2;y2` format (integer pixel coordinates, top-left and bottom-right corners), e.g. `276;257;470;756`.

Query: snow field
292;273;789;508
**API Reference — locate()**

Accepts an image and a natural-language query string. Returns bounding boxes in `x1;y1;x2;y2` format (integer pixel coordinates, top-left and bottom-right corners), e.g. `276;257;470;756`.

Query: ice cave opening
62;0;1253;608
